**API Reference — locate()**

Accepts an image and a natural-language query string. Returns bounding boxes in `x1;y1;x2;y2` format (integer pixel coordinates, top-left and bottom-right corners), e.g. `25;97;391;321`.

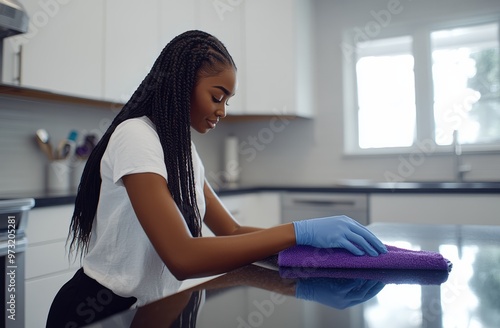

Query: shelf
0;84;117;109
0;84;308;121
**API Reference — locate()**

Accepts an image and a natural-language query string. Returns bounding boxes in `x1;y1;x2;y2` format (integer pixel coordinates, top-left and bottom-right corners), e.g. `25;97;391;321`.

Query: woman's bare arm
122;173;296;281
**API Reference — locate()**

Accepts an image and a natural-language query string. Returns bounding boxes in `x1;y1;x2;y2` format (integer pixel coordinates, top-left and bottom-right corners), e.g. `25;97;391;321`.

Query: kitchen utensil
35;129;54;160
75;134;98;159
68;130;78;143
56;130;79;160
56;139;76;160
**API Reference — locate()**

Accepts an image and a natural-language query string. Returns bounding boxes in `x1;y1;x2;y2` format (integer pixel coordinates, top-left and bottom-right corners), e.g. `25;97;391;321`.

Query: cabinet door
158;0;197;48
3;0;105;99
26;205;78;327
202;194;246;237
245;192;281;228
198;0;246;115
217;192;281;228
26;270;77;328
244;0;313;117
103;0;161;102
27;205;74;243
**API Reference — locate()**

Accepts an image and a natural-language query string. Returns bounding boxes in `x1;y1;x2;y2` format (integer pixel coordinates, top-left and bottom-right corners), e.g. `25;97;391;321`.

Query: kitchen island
85;223;500;327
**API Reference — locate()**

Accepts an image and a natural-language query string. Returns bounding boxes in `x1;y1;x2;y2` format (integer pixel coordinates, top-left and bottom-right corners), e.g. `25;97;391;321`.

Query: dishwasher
0;198;34;328
281;192;369;225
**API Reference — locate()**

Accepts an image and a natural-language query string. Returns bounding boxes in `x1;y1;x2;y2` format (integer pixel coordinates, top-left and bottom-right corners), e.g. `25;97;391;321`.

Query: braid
68;30;236;258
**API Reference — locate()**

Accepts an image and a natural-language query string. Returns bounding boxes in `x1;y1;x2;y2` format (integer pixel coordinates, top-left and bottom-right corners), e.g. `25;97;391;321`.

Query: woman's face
190;66;237;133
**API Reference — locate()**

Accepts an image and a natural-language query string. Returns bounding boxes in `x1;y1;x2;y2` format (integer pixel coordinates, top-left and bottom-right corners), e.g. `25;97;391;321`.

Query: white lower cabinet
226;192;281;228
203;192;281;236
370;194;500;225
25;204;78;328
26;270;76;328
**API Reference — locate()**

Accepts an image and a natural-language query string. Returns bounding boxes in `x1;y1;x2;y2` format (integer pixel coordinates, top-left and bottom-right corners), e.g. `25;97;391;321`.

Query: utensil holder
46;160;71;193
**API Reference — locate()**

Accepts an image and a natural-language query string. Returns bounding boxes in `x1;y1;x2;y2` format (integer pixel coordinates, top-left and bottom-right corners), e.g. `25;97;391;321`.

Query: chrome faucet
453;130;471;182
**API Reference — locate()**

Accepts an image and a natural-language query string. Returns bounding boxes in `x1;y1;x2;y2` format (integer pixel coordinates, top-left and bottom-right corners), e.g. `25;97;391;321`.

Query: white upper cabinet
3;0;105;99
2;0;314;118
244;0;314;117
99;0;199;103
197;0;246;115
197;0;315;117
102;0;162;103
158;0;197;48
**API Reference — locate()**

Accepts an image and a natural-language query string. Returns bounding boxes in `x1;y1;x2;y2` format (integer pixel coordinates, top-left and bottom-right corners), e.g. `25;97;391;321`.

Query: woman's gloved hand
296;277;385;309
293;215;387;256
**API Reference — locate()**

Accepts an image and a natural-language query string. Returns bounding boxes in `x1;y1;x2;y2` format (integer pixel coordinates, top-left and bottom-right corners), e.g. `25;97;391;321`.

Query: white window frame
342;17;500;156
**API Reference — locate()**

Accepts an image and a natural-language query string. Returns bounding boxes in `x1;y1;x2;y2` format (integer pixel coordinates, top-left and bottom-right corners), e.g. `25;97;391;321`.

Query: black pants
46;268;137;328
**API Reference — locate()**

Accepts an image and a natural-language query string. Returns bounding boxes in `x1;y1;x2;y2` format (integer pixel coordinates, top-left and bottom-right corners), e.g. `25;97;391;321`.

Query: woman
46;30;386;327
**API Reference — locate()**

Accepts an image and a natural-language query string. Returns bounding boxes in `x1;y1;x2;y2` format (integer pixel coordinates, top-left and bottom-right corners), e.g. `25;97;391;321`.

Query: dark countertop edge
0;192;76;208
3;184;498;208
215;185;500;195
33;194;76;208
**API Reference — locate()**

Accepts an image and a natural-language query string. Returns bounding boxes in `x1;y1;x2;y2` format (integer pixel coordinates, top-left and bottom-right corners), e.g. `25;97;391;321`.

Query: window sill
343;144;500;158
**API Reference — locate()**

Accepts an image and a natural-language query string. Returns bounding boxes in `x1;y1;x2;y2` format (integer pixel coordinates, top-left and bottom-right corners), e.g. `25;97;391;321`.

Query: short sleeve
104;118;168;186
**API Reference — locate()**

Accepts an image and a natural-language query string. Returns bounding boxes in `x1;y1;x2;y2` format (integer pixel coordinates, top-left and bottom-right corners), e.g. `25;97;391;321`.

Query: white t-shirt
83;116;206;307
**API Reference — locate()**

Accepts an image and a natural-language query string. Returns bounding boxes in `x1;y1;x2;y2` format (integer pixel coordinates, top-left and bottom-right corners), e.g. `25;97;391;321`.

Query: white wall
0;95;116;193
209;0;500;187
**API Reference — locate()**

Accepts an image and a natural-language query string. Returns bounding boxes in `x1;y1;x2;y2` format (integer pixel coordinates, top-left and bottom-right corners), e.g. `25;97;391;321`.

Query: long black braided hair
68;30;236;258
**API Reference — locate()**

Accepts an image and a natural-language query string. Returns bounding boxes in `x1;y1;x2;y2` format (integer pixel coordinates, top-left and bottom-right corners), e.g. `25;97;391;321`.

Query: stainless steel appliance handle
292;199;356;207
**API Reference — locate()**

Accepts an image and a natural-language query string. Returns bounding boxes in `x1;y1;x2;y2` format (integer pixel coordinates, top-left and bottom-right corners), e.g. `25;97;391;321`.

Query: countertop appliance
0;197;34;328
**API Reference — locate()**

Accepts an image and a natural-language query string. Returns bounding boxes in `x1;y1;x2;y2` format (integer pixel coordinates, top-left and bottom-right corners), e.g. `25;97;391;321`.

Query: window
356;36;415;149
349;21;500;153
432;23;500;146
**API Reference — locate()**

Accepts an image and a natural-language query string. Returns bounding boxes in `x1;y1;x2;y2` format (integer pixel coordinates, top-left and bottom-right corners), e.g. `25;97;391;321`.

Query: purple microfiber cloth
278;267;449;285
278;245;452;272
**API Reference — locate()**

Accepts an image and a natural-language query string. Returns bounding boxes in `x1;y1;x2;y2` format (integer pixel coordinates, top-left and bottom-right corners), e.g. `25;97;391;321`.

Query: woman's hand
293;215;387;256
296;277;385;309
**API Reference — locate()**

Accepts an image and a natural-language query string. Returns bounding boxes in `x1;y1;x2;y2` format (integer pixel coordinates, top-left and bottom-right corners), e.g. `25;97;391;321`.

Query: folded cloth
279;267;450;285
278;245;452;272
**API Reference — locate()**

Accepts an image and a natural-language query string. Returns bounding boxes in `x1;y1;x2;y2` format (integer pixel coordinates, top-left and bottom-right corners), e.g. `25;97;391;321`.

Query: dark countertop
1;180;499;208
86;222;500;327
0;190;76;208
241;181;500;195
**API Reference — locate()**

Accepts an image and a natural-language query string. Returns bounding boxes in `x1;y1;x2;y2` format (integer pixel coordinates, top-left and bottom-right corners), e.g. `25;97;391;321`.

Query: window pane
432;23;500;145
356;37;416;149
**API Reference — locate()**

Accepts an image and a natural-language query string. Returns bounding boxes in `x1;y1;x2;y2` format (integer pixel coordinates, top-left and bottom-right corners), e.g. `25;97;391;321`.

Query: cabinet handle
292;200;356;207
15;45;22;85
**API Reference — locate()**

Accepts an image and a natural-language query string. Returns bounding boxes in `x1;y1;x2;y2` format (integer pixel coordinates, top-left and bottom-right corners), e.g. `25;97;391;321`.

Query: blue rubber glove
293;215;387;256
296;277;385;309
